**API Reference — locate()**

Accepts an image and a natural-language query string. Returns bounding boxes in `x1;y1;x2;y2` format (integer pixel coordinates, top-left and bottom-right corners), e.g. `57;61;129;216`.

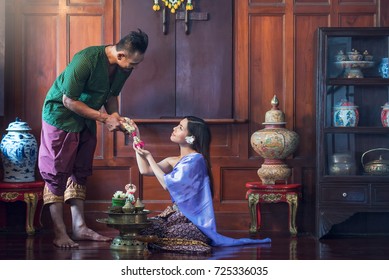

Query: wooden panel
301;167;316;202
175;0;233;118
208;124;239;157
220;168;259;201
69;0;102;5
68;15;104;61
234;0;249;120
250;0;284;4
339;0;375;3
295;0;327;3
22;0;58;4
248;15;285;158
92;122;105;160
0;0;4;116
86;167;132;201
382;0;389;26
142;176;171;201
294;15;328;159
23;15;59;134
339;14;376;27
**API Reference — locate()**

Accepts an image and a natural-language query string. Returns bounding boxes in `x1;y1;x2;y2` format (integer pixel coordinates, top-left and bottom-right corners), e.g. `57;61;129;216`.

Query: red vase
381;102;389;127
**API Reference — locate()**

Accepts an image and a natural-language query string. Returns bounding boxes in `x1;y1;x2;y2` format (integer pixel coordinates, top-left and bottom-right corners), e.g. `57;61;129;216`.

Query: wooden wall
1;0;388;235
0;0;4;116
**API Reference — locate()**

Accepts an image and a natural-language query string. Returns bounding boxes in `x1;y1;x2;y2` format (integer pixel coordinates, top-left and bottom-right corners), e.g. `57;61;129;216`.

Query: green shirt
42;45;132;133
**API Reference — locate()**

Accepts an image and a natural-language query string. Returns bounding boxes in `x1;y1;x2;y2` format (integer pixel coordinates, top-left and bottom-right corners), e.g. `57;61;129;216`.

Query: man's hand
104;114;124;132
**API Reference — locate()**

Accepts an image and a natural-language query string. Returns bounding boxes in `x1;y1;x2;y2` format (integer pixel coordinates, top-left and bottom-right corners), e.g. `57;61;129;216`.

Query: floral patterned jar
333;99;359;127
250;95;299;184
381;102;389;127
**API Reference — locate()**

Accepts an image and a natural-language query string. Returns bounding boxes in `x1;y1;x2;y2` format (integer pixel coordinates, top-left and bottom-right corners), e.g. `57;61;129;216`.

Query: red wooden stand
0;181;44;235
245;182;302;235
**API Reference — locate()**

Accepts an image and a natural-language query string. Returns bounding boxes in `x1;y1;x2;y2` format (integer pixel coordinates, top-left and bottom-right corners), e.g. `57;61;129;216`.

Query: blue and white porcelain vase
379;58;389;78
0;118;38;182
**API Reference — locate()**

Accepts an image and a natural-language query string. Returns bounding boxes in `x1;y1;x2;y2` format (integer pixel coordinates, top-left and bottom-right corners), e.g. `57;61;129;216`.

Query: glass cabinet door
317;28;389;179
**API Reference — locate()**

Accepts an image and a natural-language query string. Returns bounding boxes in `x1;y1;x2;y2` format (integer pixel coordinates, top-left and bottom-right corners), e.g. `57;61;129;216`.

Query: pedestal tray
97;209;156;254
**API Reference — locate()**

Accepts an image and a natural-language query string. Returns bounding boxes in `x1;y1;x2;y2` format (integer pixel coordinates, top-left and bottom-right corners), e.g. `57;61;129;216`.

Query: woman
131;116;271;253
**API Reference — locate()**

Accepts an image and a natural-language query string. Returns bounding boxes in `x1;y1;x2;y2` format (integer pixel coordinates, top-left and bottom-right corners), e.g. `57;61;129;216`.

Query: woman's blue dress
164;153;271;246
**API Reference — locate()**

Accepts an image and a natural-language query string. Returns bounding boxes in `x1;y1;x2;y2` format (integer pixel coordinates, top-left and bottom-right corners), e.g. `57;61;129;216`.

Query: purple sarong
38;120;96;196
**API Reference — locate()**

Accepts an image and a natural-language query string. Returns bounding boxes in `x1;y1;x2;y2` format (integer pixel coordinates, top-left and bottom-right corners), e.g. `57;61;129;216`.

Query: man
38;29;148;248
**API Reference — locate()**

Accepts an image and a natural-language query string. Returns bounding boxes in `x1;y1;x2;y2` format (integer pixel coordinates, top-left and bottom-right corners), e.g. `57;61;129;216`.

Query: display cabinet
316;27;389;238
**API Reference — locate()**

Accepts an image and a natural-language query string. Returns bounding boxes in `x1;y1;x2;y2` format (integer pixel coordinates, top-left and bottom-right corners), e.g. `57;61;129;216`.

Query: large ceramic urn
250;95;299;185
0;118;38;182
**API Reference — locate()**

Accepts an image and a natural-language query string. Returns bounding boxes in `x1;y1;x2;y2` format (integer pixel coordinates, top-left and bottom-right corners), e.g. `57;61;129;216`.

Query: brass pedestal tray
335;60;374;78
97;209;157;255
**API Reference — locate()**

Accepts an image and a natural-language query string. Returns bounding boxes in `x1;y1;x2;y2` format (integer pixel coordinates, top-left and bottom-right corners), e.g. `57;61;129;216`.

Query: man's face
117;51;144;72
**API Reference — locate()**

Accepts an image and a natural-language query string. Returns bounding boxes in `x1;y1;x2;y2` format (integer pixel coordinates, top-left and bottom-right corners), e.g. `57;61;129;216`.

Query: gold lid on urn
263;95;286;125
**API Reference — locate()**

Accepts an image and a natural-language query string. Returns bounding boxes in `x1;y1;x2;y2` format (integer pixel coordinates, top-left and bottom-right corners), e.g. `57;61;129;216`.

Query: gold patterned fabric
43;178;86;204
150;238;212;254
43;184;64;204
141;206;212;254
64;178;86;202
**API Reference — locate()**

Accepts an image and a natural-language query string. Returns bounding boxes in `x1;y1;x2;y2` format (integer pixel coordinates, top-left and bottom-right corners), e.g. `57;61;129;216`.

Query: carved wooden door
120;0;233;119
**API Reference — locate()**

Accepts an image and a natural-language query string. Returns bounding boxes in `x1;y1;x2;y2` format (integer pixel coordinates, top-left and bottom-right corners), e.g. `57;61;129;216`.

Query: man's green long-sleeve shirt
42;45;132;133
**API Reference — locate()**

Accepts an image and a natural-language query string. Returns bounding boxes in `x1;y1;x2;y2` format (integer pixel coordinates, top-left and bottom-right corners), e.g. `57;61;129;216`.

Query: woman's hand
133;144;167;189
133;144;151;157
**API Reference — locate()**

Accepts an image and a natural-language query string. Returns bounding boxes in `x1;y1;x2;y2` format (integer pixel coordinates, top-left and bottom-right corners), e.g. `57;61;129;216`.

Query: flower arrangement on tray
111;183;137;207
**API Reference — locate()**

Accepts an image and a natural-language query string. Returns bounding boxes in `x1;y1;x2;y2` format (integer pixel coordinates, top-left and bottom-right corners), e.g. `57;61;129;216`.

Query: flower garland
153;0;194;13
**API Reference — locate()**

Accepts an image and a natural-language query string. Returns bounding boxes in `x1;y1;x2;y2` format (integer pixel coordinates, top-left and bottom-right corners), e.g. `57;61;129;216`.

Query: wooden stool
0;181;44;235
245;182;301;235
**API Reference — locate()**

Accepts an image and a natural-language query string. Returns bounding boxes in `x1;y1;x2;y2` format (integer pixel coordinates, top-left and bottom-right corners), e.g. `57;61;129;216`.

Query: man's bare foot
53;235;79;248
72;227;112;242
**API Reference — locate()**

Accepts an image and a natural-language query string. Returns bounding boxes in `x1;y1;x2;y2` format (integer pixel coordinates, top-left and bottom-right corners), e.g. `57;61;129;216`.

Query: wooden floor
1;227;389;260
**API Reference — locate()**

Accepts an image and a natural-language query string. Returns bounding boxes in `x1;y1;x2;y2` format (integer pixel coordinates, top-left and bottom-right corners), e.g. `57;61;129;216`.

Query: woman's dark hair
116;29;149;54
185;116;214;197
